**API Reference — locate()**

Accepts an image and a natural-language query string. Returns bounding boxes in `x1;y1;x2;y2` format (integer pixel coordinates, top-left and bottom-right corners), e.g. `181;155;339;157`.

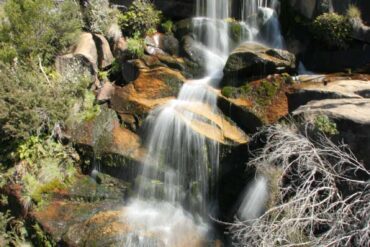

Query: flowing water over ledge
121;0;285;245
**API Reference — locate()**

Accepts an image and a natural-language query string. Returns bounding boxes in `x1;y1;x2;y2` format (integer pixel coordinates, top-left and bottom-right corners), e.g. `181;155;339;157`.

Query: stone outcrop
172;101;249;145
145;33;180;56
56;32;115;84
111;59;186;129
288;78;370;111
222;42;296;87
289;77;370;168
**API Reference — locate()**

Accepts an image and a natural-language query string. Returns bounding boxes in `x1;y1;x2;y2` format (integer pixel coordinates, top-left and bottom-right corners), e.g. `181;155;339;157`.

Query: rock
73;32;99;73
55;32;114;84
222;42;296;87
96;81;115;103
171;101;249;145
145;33;179;56
288;77;370;168
217;95;264;134
121;60;140;83
113;37;128;58
55;32;99;81
293;98;370;168
350;18;370;44
63;207;205;247
287;0;317;19
94;34;114;69
302;44;370;73
180;35;206;76
65;106;145;178
288;79;370;111
111;63;186;128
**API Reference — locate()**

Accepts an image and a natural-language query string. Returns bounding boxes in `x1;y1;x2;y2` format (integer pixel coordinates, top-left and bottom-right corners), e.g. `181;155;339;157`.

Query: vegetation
118;0;162;37
161;20;174;34
311;13;352;50
0;0;82;65
346;4;361;19
313;115;339;136
0;62;90;163
84;0;119;35
126;33;145;58
230;123;370;246
16;136;78;206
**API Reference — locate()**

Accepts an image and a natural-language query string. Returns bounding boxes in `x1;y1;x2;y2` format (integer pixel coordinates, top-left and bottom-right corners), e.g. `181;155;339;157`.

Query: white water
121;0;287;245
240;0;284;48
238;176;268;221
121;1;232;245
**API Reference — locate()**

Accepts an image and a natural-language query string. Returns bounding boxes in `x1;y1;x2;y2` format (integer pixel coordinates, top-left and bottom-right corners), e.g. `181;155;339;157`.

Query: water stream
122;0;284;245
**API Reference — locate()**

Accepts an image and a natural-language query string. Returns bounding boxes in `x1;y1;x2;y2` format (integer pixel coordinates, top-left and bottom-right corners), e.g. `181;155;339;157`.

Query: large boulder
56;32;115;85
288;76;370;168
65;106;144;179
293;98;370;168
288;78;370;111
111;60;186;129
94;34;114;69
145;33;180;56
222;42;296;87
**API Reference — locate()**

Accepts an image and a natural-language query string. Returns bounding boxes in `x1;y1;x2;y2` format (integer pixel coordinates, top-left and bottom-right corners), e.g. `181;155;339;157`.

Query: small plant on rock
313;114;339;136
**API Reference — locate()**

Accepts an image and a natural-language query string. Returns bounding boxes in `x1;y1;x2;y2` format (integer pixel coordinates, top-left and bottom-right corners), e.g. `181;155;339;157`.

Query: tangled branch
229;123;370;247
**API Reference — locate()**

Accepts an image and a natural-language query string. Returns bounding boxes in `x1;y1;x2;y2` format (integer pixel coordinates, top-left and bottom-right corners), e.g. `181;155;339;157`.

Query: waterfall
237;176;268;221
121;1;235;245
240;0;284;48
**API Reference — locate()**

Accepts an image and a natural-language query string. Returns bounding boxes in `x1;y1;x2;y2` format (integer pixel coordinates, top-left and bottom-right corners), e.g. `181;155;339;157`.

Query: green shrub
84;0;119;35
346;4;361;19
118;0;161;37
161;20;174;33
311;13;352;50
314;115;339;136
127;34;145;58
0;62;89;162
0;0;83;65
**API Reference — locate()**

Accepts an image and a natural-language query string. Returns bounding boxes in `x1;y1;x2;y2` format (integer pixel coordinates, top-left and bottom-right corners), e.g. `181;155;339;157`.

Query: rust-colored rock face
111;62;186;128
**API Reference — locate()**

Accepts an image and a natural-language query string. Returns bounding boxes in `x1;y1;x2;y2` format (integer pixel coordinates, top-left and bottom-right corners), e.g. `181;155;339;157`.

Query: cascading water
121;1;233;245
237;176;268;221
121;0;287;245
240;0;284;48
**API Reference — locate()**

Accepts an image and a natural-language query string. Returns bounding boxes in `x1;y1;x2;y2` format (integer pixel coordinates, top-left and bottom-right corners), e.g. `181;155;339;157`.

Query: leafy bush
0;0;83;65
127;34;145;58
346;4;361;19
118;0;161;37
0;62;89;163
84;0;119;35
311;13;352;50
